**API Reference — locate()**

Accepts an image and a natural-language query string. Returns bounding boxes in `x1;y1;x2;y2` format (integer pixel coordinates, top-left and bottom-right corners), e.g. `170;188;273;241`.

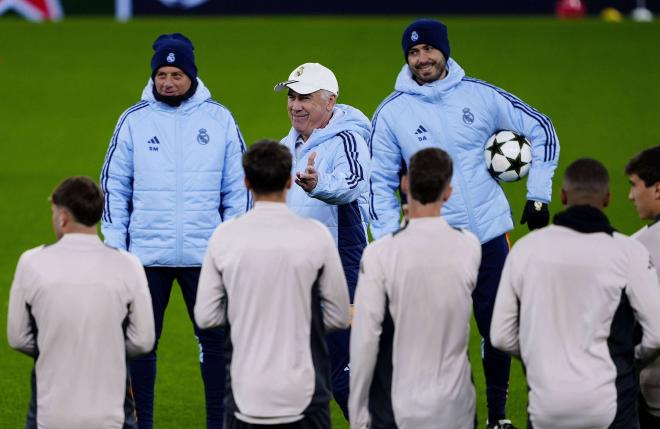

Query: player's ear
59;207;72;228
327;94;337;111
244;177;252;192
442;185;453;202
604;191;611;208
654;182;660;200
560;188;568;206
400;175;409;196
285;175;292;190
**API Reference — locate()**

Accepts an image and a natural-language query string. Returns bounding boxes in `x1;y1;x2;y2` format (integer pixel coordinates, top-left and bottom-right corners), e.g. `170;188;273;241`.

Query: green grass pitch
1;15;659;428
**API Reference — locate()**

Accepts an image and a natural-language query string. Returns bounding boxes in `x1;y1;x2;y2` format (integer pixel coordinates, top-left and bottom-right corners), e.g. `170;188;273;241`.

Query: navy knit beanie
151;33;197;81
402;19;451;62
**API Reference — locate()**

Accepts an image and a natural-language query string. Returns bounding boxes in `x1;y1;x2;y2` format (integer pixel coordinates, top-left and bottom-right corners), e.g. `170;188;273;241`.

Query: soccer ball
484;130;532;182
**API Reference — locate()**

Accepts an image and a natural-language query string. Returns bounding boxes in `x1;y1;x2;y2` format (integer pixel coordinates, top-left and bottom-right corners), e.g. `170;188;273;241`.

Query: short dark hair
408;148;453;204
563;158;609;198
50;176;104;227
243;140;292;195
625;146;660;187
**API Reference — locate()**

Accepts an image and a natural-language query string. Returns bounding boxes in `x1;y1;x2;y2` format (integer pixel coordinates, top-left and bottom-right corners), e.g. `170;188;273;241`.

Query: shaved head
561;158;610;209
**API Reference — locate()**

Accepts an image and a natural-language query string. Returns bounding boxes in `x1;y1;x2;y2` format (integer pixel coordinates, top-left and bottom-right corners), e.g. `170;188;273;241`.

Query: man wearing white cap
274;63;372;418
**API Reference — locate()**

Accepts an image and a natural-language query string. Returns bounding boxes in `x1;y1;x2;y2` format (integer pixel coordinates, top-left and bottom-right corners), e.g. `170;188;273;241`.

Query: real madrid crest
411;31;419;42
462;108;474;125
166;52;176;63
197;128;210;145
294;66;305;77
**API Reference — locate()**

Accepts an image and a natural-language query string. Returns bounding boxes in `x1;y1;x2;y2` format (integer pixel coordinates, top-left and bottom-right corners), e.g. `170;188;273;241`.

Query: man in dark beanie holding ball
100;33;249;429
369;19;561;429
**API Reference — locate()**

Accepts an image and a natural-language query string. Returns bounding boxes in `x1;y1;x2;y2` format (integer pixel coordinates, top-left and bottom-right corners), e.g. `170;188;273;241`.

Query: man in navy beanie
101;32;249;429
369;18;560;428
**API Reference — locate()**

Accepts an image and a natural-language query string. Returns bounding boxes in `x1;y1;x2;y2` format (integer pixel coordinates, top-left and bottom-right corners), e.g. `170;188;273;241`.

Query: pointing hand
295;152;318;192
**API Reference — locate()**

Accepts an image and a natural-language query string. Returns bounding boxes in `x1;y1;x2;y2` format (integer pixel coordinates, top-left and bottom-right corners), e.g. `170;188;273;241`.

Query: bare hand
295;152;318;192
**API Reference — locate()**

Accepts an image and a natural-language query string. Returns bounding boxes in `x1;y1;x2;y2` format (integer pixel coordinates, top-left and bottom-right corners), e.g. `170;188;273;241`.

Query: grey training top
635;220;660;418
7;233;154;429
492;224;660;429
195;202;350;425
350;217;480;429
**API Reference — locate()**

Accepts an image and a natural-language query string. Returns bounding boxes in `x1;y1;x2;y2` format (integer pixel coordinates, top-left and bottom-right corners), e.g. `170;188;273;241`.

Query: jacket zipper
175;112;183;265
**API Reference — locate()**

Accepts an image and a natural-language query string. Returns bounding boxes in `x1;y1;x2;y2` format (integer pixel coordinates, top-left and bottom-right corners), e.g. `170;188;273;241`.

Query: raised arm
304;131;371;206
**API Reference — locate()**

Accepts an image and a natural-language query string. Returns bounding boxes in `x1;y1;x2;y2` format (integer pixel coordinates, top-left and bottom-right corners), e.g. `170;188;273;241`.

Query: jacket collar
553;205;615;236
394;58;465;103
141;77;212;113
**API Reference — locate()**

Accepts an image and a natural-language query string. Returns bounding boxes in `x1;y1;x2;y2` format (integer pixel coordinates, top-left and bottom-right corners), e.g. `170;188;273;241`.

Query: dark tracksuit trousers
639;394;660;429
130;267;225;429
329;202;365;421
473;234;512;424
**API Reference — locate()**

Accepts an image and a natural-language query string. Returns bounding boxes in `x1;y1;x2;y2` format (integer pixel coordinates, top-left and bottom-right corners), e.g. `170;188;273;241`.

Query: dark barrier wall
61;0;658;15
134;0;560;14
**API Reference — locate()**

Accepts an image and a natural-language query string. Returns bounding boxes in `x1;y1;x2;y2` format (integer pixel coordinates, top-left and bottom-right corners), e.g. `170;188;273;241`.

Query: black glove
520;200;549;231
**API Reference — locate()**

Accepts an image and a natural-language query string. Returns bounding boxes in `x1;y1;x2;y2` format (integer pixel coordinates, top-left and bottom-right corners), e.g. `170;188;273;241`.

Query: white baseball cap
274;63;339;96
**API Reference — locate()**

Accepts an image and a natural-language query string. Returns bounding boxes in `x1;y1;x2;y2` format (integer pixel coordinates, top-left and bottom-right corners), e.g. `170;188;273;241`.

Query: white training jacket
634;219;660;418
350;217;480;429
7;234;154;429
194;202;350;425
491;218;660;429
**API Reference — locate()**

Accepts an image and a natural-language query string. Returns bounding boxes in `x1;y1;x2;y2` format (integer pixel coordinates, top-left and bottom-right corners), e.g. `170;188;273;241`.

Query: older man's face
154;66;192;97
287;89;336;140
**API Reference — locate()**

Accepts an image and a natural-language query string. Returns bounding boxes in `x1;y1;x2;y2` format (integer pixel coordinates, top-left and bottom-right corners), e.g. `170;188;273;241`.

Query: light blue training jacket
369;59;559;243
282;104;372;298
101;79;249;267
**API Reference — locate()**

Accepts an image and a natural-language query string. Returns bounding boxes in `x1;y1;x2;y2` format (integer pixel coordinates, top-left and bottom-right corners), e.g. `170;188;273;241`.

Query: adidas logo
414;125;428;141
414;125;427;135
147;136;160;152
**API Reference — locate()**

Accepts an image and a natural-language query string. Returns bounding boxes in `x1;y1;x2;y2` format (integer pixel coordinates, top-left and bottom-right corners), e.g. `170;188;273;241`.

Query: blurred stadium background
1;1;658;427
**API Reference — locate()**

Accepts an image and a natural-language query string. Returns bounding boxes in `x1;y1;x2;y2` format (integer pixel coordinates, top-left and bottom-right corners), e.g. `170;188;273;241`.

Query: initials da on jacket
369;59;559;243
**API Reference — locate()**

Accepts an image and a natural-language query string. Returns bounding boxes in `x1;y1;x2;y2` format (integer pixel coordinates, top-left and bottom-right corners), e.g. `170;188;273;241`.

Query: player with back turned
7;176;154;429
350;147;480;429
491;158;660;429
195;140;350;429
368;18;560;428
